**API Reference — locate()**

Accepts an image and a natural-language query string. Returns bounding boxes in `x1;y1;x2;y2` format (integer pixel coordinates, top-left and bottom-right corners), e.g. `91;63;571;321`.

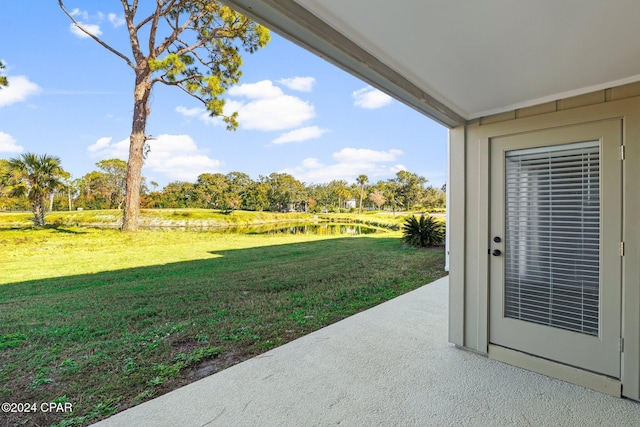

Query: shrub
402;214;444;247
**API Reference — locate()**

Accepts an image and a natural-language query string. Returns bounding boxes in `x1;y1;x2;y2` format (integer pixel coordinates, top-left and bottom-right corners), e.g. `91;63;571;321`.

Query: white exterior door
489;120;622;378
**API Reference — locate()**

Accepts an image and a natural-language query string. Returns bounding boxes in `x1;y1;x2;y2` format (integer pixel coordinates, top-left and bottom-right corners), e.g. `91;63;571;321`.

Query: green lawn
0;226;446;426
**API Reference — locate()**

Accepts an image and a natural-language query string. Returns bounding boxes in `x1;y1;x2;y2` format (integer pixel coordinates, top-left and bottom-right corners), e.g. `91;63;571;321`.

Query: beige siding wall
448;82;640;400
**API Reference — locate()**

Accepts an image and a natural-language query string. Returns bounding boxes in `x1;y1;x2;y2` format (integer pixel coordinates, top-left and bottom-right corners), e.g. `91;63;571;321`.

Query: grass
0;225;446;426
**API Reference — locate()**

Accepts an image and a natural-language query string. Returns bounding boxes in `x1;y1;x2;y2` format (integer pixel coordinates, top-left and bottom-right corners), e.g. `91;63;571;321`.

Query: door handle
492;249;502;257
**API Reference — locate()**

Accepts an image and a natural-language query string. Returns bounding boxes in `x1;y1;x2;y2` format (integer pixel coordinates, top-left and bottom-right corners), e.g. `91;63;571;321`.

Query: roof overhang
223;0;640;129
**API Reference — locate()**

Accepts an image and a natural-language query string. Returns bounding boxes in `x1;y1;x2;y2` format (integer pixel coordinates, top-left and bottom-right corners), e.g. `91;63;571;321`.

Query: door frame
488;119;623;379
448;95;640;399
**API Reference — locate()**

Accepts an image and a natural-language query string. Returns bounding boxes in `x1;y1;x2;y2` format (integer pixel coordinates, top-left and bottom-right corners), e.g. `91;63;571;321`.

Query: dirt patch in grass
186;351;246;380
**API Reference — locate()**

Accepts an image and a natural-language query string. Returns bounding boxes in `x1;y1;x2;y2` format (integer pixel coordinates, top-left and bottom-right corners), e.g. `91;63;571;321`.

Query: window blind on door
504;141;600;336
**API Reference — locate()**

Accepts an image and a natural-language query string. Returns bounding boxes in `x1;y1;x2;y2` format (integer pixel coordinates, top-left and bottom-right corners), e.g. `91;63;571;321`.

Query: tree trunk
122;77;151;231
33;196;45;227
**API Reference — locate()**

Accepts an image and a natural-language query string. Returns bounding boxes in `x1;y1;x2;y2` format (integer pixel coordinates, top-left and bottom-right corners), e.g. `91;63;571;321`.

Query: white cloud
272;126;328;144
228;80;283;99
226;80;316;130
70;22;102;38
333;148;403;163
281;148;404;184
149;153;222;181
108;13;126;27
175;106;202;118
87;136;129;159
145;134;222;181
70;8;89;20
177;82;316;132
67;8;115;38
175;106;222;126
87;134;222;181
278;77;315;92
0;75;41;107
352;86;393;109
87;136;113;152
234;95;314;131
300;158;323;169
0;132;24;153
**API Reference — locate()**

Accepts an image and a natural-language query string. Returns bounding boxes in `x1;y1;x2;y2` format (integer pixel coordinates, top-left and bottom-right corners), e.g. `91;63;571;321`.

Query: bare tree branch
134;0;175;34
184;47;211;67
121;0;131;14
134;14;154;33
169;81;237;122
58;0;135;69
173;82;206;101
152;73;204;87
118;0;146;65
148;1;163;58
154;10;203;57
172;22;243;58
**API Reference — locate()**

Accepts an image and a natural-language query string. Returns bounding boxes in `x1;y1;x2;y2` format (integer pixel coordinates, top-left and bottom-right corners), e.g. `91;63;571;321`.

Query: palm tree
402;214;444;247
356;174;369;215
5;153;65;226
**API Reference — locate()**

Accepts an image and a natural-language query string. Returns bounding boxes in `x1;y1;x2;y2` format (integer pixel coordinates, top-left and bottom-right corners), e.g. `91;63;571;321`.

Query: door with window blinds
489;120;622;378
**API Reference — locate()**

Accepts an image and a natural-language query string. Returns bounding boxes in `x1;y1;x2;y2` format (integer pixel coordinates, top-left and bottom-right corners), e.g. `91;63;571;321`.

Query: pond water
244;223;383;235
143;222;385;235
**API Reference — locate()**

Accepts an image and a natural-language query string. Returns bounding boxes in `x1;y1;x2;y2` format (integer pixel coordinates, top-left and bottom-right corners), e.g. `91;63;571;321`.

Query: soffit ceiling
224;0;640;127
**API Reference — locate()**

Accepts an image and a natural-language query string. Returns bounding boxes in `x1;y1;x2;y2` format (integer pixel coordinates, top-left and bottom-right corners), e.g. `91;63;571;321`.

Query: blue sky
0;1;448;189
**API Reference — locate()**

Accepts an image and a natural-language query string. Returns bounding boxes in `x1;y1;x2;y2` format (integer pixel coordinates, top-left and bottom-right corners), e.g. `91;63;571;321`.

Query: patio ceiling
222;0;640;128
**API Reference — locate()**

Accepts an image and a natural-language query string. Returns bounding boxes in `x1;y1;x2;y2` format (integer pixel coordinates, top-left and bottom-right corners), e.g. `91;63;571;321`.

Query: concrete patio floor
95;277;640;426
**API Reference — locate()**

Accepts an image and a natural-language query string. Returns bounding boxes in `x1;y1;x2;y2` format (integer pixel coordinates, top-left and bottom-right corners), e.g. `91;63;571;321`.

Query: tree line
1;154;446;221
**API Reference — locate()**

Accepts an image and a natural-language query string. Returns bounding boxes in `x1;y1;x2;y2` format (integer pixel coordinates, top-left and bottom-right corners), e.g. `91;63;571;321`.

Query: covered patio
212;0;640;399
96;277;640;426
